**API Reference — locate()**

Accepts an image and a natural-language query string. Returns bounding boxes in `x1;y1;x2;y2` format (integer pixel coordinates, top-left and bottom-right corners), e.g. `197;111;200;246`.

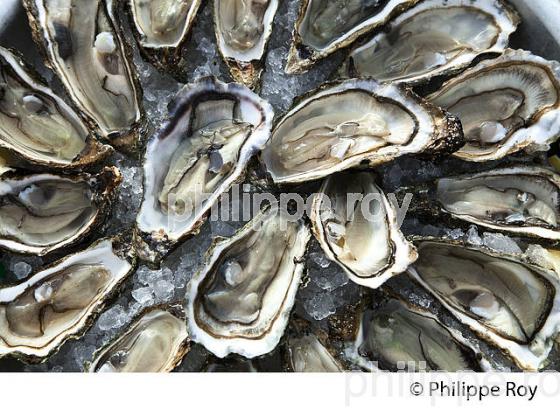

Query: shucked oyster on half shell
285;0;421;74
408;239;560;370
23;0;144;153
135;77;273;265
214;0;279;89
340;0;519;85
0;167;121;256
88;305;189;372
186;206;311;358
0;236;136;362
128;0;203;70
284;317;345;372
261;78;464;185
310;171;417;289
431;166;560;241
427;49;560;162
346;294;490;371
0;46;111;169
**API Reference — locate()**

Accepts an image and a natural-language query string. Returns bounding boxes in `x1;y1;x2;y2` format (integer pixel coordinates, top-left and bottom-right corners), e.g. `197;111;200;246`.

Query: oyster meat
408;240;560;370
261;78;464;184
0;46;110;169
348;296;490;371
285;318;344;372
286;0;421;74
427;49;560;162
310;172;417;288
287;334;343;372
136;77;273;264
214;0;279;89
24;0;144;152
434;166;560;240
0;167;121;256
341;0;519;84
128;0;202;69
89;306;189;372
186;207;311;358
0;236;135;361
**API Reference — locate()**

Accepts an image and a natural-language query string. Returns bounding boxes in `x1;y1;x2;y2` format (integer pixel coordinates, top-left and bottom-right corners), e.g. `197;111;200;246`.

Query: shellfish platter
1;0;560;374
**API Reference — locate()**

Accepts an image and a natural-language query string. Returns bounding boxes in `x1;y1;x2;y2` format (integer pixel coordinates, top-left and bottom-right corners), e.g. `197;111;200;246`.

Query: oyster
24;0;144;152
135;77;273;264
285;0;421;74
128;0;203;70
0;46;110;169
186;207;311;358
310;172;417;288
0;236;135;361
408;240;560;370
214;0;279;89
433;166;560;240
261;79;464;184
348;295;490;371
341;0;519;84
88;306;189;372
0;167;121;256
427;49;560;162
285;318;345;372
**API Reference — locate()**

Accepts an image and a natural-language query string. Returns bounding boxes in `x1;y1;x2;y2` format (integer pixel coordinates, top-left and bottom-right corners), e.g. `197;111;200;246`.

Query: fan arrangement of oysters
1;0;560;373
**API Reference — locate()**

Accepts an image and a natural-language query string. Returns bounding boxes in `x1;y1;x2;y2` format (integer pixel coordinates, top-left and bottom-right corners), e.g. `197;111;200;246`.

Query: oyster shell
24;0;144;153
285;318;345;372
286;0;421;74
434;166;560;241
310;172;417;288
408;240;560;370
0;167;121;256
261;79;464;184
341;0;519;84
0;46;110;169
214;0;279;89
135;77;273;265
347;294;491;371
0;236;136;362
185;207;311;358
128;0;203;70
88;306;189;372
427;49;560;162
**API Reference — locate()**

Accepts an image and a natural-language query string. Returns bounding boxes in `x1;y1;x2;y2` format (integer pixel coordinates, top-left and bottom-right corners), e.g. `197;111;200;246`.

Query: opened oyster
128;0;203;70
186;207;311;358
427;49;560;162
24;0;144;152
286;0;421;74
89;306;189;372
0;236;135;361
136;77;273;264
261;78;464;184
408;240;560;370
285;318;344;372
431;166;560;240
214;0;278;89
310;172;417;288
0;46;110;169
347;295;490;371
340;0;519;84
0;167;121;256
